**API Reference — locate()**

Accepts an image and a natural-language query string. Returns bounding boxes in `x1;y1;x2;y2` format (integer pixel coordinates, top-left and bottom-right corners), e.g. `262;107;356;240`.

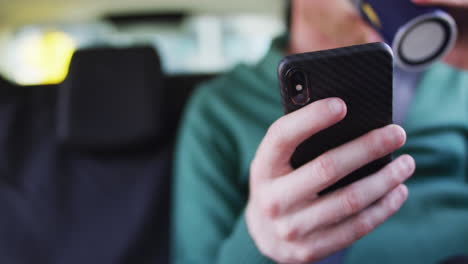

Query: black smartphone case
278;42;393;194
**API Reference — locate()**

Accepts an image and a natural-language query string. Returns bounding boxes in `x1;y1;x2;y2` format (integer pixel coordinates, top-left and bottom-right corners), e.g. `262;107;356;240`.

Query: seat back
55;46;171;264
57;46;165;152
0;49;217;264
0;46;172;264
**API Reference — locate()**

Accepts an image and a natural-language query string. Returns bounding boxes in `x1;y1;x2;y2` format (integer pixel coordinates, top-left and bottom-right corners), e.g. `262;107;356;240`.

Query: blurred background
0;0;286;85
0;2;287;263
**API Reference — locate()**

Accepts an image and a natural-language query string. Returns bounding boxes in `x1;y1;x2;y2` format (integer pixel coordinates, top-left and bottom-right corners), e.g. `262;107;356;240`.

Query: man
172;0;468;263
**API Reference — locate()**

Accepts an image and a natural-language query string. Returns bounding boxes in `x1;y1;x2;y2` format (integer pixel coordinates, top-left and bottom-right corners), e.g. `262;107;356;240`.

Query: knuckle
261;198;281;219
267;120;288;148
294;246;316;264
353;217;374;240
342;187;363;214
276;221;299;242
313;154;337;183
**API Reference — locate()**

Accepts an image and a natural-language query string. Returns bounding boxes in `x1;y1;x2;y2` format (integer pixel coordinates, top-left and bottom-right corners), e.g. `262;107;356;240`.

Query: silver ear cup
393;11;457;71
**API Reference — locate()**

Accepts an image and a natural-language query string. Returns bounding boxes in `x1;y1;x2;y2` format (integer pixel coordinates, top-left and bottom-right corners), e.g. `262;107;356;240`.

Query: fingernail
328;99;343;115
389;125;405;144
391;185;408;210
401;155;415;174
399;184;409;198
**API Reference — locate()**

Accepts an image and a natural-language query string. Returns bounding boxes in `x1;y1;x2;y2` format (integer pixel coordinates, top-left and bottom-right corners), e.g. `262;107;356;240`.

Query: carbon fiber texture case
278;42;393;194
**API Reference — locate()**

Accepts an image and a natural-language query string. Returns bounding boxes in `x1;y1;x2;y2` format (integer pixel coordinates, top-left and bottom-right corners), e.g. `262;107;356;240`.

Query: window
0;13;284;85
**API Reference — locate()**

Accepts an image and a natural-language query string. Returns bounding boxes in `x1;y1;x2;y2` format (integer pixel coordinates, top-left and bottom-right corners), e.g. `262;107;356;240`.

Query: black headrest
57;46;165;152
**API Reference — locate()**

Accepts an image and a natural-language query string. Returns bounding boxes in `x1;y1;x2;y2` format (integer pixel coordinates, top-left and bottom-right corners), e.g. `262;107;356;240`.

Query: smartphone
278;42;393;194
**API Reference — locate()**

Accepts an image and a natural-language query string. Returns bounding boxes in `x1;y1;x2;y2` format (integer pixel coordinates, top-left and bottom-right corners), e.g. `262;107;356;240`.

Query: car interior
0;0;284;263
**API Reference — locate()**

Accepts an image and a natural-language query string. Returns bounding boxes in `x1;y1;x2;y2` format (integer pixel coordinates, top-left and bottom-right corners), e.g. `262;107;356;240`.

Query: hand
412;0;468;69
246;98;415;264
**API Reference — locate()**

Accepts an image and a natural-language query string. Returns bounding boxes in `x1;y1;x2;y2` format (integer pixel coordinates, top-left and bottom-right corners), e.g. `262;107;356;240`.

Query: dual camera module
287;69;310;106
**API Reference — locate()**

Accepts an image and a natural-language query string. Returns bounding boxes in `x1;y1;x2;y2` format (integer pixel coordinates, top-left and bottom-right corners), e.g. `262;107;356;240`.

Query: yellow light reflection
21;31;75;85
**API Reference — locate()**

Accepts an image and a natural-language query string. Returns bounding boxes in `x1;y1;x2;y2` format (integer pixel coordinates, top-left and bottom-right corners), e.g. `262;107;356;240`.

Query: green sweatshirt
172;40;468;264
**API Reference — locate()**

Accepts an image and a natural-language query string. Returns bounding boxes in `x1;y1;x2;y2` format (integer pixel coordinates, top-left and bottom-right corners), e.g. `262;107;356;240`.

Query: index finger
252;98;347;180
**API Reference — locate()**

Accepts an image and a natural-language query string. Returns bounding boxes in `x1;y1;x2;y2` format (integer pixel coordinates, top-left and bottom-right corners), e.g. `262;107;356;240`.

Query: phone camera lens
288;70;310;106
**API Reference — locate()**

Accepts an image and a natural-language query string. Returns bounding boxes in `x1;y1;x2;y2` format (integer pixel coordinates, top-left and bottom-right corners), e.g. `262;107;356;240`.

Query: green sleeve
171;86;275;264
